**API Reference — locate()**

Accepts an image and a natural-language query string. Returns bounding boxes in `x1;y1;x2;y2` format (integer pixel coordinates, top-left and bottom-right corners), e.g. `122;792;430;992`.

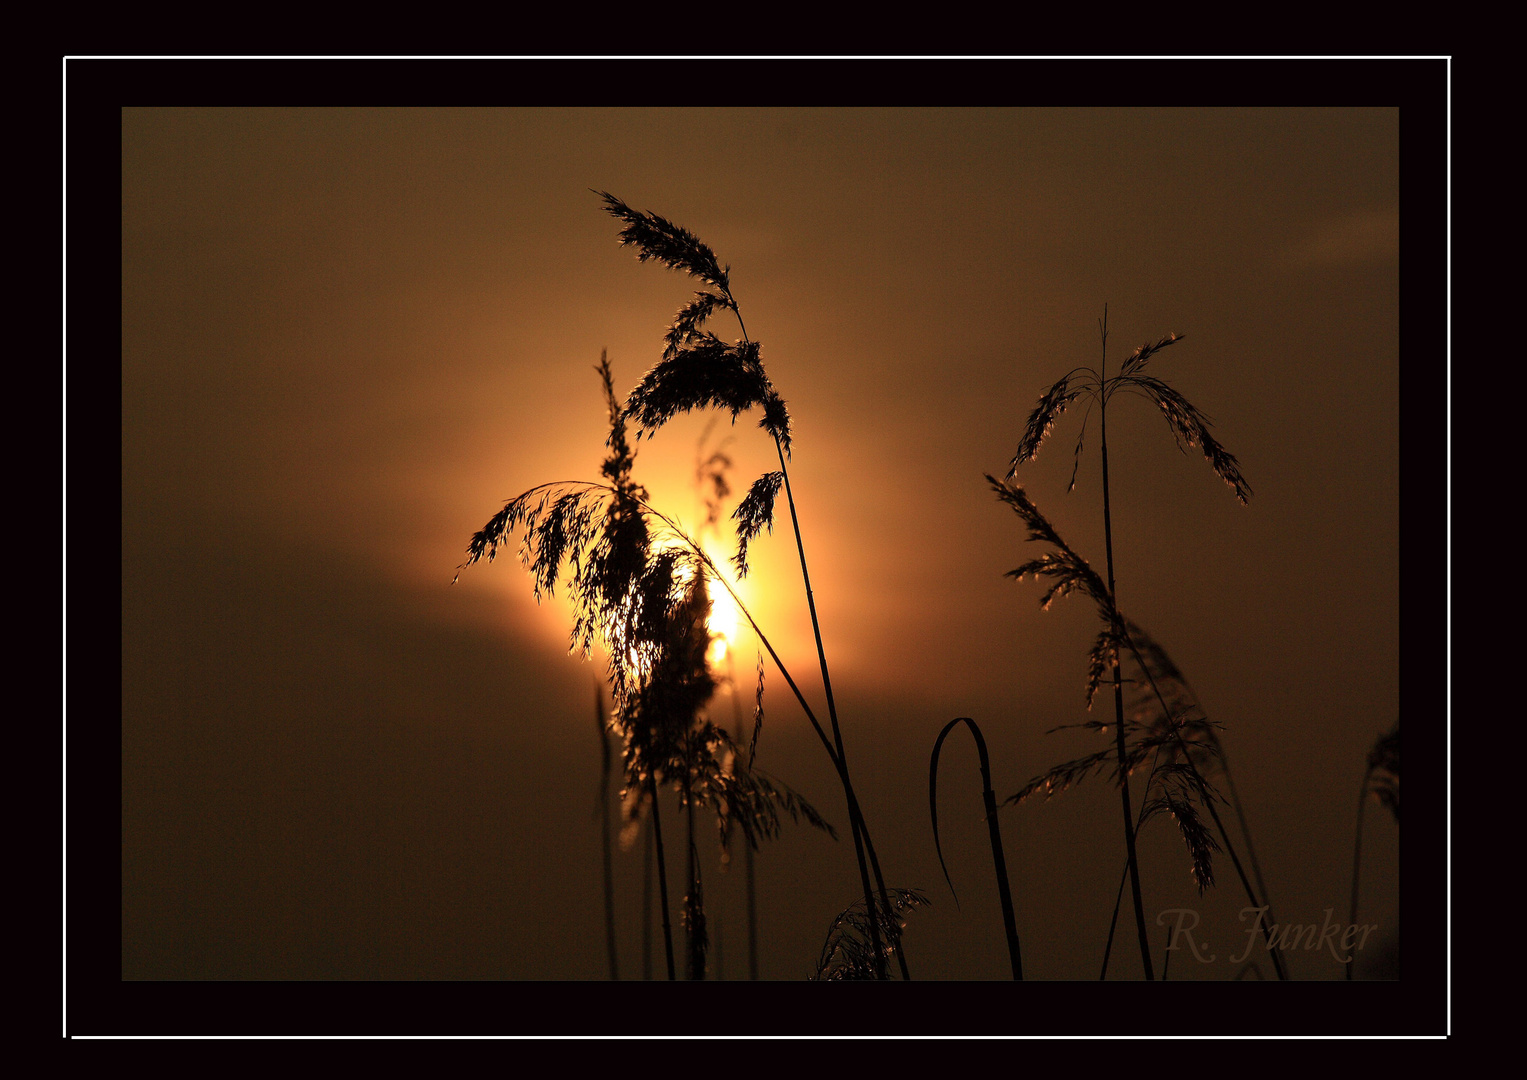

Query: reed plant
692;421;765;979
594;191;910;979
812;889;930;981
928;717;1023;978
458;353;832;978
1004;309;1256;979
594;685;619;980
991;477;1289;979
1346;721;1399;979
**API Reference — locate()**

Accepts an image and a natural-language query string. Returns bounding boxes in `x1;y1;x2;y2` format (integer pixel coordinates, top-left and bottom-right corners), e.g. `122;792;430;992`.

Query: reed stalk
928;717;1023;978
1005;304;1254;979
1346;766;1369;981
1347;722;1399;979
724;650;760;980
595;685;619;980
596;192;909;978
1111;628;1290;980
993;477;1287;979
642;824;653;980
459;354;837;985
648;775;677;980
684;742;706;979
1095;309;1155;978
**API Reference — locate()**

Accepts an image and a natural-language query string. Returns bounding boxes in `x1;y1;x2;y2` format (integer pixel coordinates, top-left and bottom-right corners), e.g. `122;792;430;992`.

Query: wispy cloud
1278;206;1399;269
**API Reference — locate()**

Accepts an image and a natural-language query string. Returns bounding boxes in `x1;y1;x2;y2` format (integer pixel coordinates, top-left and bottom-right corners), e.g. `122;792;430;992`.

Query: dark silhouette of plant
928;717;1023;979
1113;621;1280;929
692;420;766;980
594;685;619;980
457;353;833;979
812;889;929;981
990;477;1288;980
595;191;908;979
1005;308;1252;980
1346;721;1399;979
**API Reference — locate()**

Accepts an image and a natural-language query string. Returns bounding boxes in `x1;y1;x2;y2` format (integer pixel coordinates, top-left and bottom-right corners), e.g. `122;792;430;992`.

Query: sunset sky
98;77;1445;1033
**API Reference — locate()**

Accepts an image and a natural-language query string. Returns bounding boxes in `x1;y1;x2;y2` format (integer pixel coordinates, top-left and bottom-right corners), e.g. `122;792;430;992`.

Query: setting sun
112;98;1422;1014
704;543;740;666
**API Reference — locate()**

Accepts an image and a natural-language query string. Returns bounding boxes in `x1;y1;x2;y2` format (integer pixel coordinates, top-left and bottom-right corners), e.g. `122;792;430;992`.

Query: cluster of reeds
460;193;929;979
464;192;1318;981
591;192;918;979
458;352;832;978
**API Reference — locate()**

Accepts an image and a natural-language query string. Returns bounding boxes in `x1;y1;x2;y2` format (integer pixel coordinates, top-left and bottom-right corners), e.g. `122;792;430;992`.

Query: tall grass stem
648;775;677;981
1096;310;1155;980
595;685;619;980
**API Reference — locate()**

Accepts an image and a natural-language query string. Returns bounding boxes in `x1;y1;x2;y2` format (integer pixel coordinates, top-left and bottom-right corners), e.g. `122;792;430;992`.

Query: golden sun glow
704;542;740;667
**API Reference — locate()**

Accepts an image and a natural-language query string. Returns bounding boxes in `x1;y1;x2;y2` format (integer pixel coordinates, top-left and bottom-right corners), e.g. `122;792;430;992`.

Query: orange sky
107;89;1443;1030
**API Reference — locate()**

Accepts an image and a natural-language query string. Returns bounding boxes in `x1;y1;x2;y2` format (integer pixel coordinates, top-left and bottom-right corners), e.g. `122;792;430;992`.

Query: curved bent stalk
929;717;1022;979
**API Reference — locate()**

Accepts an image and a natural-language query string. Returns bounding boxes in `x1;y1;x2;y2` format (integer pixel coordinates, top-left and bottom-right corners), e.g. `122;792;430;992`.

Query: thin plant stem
1099;854;1129;979
589;200;912;976
980;779;1023;980
595;685;619;981
1346;762;1373;980
736;290;903;980
1139;647;1279;915
718;283;901;979
745;838;758;981
1116;629;1290;981
726;651;760;980
1208;735;1276;929
648;774;677;981
1162;671;1279;940
1102;739;1173;979
642;822;653;980
1097;308;1155;980
772;440;906;979
496;462;903;978
644;483;893;977
929;717;1023;978
685;747;704;980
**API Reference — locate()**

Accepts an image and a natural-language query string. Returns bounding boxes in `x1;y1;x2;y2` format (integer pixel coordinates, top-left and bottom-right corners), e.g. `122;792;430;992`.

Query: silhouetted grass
928;717;1023;978
594;684;619;980
458;353;834;979
992;476;1289;979
1347;721;1399;979
693;420;765;979
595;191;910;979
1004;307;1253;979
812;889;929;981
452;199;1339;984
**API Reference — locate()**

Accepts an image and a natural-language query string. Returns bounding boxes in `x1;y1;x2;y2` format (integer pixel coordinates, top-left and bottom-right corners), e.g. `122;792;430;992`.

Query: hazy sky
111;92;1439;1027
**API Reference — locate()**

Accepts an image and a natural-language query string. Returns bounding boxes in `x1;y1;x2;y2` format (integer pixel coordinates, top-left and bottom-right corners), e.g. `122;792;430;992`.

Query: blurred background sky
116;99;1428;998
